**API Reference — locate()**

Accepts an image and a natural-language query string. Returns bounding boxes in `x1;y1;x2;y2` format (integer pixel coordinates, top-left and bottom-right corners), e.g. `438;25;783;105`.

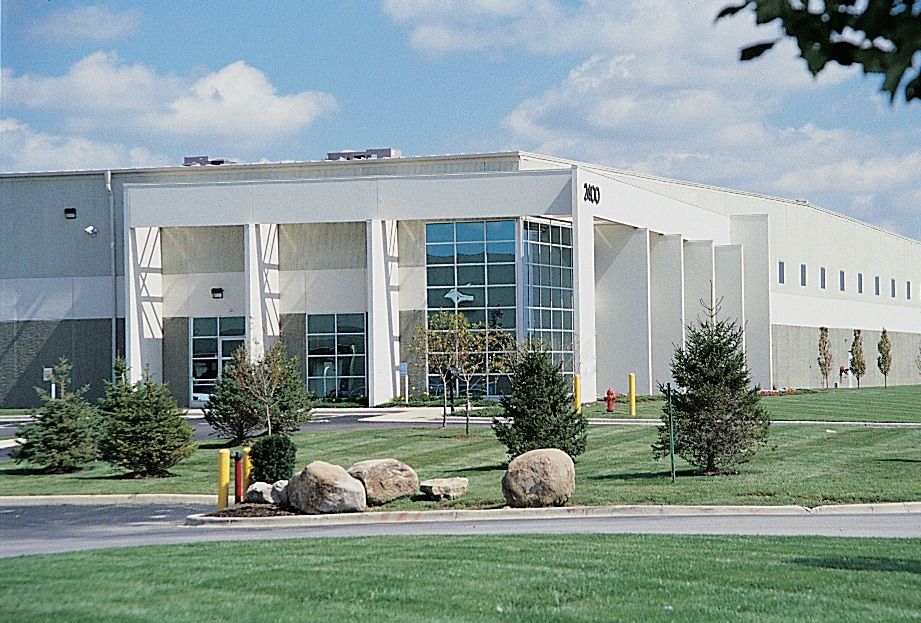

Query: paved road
4;504;921;558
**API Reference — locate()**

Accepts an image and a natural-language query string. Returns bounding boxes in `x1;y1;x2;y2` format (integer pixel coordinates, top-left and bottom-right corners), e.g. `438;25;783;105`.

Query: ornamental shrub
250;434;297;484
98;360;196;477
492;347;587;460
12;359;101;473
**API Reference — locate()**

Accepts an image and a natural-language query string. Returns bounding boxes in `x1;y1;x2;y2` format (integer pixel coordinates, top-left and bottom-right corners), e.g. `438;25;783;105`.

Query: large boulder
245;481;275;504
272;479;289;506
502;448;575;508
348;459;419;506
287;461;367;514
419;477;469;501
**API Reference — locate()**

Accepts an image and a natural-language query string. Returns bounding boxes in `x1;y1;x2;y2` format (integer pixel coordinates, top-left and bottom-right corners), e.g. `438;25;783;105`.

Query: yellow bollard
573;373;582;414
629;373;636;417
217;449;230;510
242;447;252;492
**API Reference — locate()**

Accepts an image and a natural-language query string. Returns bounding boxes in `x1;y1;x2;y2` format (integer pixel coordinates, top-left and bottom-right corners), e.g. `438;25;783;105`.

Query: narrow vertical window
820;267;826;290
857;273;863;294
891;278;897;298
839;270;845;292
800;264;807;287
908;281;912;300
875;275;880;296
778;261;785;284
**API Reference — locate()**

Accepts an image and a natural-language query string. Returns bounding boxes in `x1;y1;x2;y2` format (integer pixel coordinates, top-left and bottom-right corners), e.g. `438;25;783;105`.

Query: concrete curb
0;494;216;506
810;502;921;514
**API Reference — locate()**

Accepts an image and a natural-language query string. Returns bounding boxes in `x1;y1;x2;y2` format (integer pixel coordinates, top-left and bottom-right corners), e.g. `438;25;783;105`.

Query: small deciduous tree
98;359;195;477
916;341;921;379
493;347;587;460
652;304;769;474
205;341;312;442
850;329;867;388
817;326;833;389
12;359;101;473
877;327;893;388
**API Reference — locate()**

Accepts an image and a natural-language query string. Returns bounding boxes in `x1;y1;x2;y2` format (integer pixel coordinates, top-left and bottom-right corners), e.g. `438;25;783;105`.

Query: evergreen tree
99;360;195;477
493;347;587;460
877;328;892;388
205;341;312;442
817;327;833;389
653;305;769;474
12;359;101;473
850;329;867;389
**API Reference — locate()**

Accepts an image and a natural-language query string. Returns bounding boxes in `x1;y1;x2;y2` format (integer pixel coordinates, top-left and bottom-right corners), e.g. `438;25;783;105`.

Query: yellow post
629;373;636;417
242;447;252;492
573;373;582;414
217;449;230;510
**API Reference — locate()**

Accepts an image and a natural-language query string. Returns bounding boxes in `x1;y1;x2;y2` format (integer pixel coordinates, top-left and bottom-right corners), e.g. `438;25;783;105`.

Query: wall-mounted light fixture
64;207;77;219
84;225;98;235
211;287;224;299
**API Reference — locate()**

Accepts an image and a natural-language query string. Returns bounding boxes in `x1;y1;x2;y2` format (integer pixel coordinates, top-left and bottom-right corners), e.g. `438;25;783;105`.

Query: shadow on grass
877;458;921;464
198;441;235;450
791;556;921;575
447;464;505;475
0;466;47;476
588;469;698;481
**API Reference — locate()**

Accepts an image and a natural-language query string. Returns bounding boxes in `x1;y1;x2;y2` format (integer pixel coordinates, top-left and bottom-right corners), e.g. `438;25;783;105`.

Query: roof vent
326;148;402;161
182;156;236;166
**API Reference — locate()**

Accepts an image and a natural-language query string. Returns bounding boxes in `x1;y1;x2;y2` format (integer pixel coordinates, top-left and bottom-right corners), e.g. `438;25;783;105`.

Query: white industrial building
1;149;920;408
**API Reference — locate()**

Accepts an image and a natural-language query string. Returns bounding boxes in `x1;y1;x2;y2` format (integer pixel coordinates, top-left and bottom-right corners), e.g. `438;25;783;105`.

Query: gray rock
271;479;289;506
502;448;575;508
245;481;275;504
348;459;419;505
419;477;469;500
287;461;366;514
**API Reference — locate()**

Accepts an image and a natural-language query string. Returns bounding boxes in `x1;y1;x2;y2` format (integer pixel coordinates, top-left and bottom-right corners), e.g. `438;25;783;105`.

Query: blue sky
2;0;919;238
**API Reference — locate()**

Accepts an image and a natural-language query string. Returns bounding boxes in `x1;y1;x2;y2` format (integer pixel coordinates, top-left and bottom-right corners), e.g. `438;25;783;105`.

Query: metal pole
667;382;676;483
217;449;230;509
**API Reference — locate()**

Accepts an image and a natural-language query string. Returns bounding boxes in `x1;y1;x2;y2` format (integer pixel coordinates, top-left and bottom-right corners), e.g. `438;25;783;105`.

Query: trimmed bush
492;348;587;460
250;434;297;484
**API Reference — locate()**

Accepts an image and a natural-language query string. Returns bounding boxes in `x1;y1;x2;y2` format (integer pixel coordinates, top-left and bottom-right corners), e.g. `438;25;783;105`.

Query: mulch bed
206;503;304;518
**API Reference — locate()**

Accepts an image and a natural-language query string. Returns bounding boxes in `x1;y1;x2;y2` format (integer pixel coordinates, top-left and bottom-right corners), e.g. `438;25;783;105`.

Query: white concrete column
715;244;745;341
730;215;773;389
367;219;400;406
683;240;715;325
572;203;597;403
595;223;652;396
124;226;163;383
244;223;280;361
650;233;684;390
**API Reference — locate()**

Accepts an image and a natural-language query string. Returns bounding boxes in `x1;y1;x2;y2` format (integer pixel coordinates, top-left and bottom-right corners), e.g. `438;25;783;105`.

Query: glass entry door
190;316;245;404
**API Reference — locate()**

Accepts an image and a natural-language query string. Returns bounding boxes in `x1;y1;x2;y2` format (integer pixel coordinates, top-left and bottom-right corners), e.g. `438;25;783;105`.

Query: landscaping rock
502;448;575;508
287;461;366;514
245;481;275;504
419;477;468;500
348;459;419;505
272;479;289;506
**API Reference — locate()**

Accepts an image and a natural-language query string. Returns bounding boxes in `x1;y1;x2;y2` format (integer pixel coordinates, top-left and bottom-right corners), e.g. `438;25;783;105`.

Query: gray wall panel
161;226;244;274
279;313;307;381
399;309;427;396
279;223;366;270
162;317;190;407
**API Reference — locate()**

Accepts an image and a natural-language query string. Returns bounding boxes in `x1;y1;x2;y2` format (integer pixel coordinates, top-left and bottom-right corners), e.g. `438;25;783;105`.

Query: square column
715;244;745;343
595;224;653;396
244;223;280;360
683;240;715;325
572;203;597;403
367;219;400;406
650;233;685;389
125;226;163;383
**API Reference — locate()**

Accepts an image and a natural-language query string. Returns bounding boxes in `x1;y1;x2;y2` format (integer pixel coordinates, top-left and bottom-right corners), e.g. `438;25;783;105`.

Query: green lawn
583;384;921;422
4;424;921;507
2;535;920;622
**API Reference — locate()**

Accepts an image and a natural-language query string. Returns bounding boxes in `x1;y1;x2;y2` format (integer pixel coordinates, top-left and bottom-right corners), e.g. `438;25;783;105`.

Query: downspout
106;170;117;381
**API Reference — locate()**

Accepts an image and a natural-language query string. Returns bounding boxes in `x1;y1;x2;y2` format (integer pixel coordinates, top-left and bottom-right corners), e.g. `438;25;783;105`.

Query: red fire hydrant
605;388;617;413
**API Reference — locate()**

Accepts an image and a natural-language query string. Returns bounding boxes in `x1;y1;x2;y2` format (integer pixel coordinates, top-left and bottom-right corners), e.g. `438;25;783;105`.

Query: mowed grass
584;384;921;422
3;424;921;507
2;535;920;622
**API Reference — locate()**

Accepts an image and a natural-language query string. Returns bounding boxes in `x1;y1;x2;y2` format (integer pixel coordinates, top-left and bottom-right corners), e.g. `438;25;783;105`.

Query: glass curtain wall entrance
190;316;245;404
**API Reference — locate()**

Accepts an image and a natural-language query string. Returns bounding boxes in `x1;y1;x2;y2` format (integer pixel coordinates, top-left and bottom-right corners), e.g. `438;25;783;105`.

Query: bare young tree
817;326;833;389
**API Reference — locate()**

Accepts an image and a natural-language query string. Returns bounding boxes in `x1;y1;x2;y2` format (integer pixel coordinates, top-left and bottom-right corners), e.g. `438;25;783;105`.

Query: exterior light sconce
84;225;98;235
64;207;77;219
211;287;224;299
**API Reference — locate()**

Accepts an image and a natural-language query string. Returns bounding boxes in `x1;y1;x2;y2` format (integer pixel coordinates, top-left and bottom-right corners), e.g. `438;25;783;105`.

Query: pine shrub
12;359;101;473
250;434;297;484
653;305;769;474
99;360;195;477
492;348;587;460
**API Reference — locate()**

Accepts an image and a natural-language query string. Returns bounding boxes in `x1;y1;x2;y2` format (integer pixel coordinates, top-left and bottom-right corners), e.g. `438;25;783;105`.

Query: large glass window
424;220;517;396
307;313;367;400
190;316;245;402
523;219;574;377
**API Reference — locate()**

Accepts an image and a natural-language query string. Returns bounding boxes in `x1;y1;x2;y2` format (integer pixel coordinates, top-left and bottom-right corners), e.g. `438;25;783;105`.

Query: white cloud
0;118;169;172
29;5;141;42
2;53;338;152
